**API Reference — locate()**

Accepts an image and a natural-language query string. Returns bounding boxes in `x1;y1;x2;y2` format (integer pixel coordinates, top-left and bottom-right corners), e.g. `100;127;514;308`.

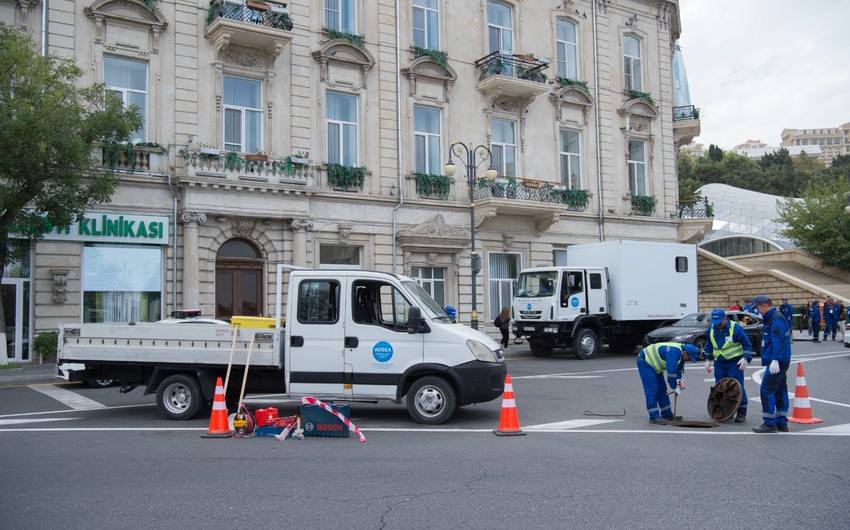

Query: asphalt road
1;341;848;529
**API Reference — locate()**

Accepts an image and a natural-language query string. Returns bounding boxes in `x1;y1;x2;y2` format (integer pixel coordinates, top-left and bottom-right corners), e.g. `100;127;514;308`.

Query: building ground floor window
83;244;163;323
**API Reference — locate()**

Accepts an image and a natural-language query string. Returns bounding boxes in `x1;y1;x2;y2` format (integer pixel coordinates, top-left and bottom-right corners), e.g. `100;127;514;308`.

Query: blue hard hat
682;344;699;362
710;308;726;325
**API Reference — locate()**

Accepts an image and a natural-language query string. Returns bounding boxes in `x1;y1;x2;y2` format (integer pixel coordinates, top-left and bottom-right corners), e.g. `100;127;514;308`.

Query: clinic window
412;0;439;50
223;75;262;153
623;35;642;91
413;106;441;175
559;129;581;189
628;139;647;196
487;1;513;53
325;0;356;33
104;56;147;142
83;245;162;323
327;92;358;166
491;118;516;177
556;19;578;80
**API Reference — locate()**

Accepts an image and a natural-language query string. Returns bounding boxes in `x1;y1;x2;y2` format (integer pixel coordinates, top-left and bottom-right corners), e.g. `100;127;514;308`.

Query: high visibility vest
709;321;743;361
642;342;681;373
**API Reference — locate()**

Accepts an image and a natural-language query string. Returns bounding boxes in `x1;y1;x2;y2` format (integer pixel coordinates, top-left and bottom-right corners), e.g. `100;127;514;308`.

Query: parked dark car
642;310;763;357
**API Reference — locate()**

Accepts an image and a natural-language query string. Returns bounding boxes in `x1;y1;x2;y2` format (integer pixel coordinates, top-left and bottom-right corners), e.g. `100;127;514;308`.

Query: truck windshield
515;271;558;297
401;280;452;320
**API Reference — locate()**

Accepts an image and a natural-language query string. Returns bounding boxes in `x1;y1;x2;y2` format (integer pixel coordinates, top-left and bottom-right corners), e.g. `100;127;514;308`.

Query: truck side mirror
406;307;428;334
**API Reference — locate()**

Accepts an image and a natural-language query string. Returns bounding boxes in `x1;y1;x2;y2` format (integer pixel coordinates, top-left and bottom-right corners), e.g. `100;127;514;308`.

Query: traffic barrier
201;377;232;438
788;363;822;424
493;374;526;436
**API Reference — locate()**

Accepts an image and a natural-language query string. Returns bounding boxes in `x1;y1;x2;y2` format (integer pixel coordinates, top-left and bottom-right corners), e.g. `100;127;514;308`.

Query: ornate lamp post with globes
444;142;498;330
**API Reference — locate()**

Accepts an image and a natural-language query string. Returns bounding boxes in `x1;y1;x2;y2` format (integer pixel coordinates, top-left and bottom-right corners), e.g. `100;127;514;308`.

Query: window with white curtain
624;35;642;91
553;249;568;266
556;19;578;80
325;0;356;33
223;76;262;153
104;56;147;142
410;266;445;307
628;139;647;196
490;119;516;177
412;0;439;50
413;105;441;174
488;252;521;321
487;1;513;53
83;245;162;323
559;129;581;189
327;92;358;165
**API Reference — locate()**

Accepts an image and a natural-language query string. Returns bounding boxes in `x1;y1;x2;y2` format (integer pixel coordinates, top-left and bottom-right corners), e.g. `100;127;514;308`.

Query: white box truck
58;266;507;424
511;240;698;359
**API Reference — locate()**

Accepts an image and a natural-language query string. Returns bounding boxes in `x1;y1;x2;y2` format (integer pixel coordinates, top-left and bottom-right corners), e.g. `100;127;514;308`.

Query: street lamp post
444;142;498;330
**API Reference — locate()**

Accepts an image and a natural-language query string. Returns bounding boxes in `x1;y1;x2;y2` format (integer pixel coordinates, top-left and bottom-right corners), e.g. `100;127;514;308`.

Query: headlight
467;339;499;363
672;333;693;341
544;326;558;333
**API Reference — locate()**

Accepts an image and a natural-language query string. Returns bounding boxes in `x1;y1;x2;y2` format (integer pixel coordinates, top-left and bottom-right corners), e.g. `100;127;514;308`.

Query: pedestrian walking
704;309;753;423
636;342;699;425
750;295;792;434
494;306;511;351
822;296;840;341
809;300;822;343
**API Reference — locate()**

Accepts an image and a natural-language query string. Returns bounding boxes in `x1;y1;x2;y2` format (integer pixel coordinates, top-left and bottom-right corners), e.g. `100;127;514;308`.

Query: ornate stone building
1;0;699;361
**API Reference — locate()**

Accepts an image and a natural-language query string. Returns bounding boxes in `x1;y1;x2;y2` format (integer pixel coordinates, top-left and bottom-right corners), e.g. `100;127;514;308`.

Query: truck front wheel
156;374;203;420
573;329;598;360
406;376;457;425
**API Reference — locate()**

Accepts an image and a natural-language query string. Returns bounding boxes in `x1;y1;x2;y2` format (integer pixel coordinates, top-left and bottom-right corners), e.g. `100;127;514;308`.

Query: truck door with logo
345;279;424;399
558;269;587;319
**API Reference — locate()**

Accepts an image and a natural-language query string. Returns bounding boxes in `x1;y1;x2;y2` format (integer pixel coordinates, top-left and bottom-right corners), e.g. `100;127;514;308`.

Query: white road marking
29;385;107;410
519;375;603;380
805;423;850;434
525;419;621;430
0;418;78;426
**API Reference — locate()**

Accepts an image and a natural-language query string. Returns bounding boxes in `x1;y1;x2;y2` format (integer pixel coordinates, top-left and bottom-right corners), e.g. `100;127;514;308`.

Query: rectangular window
83;245;162;323
487;1;513;53
326;92;358;165
623;35;642;91
297;280;340;324
559;129;581;189
319;244;361;268
553;249;568;266
223;76;262;153
325;0;356;33
413;106;441;175
412;0;439;50
104;56;147;142
556;19;578;80
675;256;689;273
491;119;516;177
628;139;647;196
589;273;602;290
410;266;445;307
488;252;521;320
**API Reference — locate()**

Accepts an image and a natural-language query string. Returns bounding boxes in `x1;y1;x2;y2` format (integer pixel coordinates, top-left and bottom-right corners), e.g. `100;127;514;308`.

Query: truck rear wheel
156;374;202;420
573;329;598;360
406;376;456;425
530;340;554;357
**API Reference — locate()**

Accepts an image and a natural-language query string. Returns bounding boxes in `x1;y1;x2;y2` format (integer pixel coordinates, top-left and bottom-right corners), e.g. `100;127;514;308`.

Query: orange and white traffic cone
201;377;232;438
788;363;822;424
493;374;526;436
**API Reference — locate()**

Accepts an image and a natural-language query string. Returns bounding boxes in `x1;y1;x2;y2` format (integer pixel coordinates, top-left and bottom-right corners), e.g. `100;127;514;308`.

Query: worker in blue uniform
750;295;792;433
704;309;753;423
779;298;793;321
637;342;699;424
809;300;822;343
822;296;839;341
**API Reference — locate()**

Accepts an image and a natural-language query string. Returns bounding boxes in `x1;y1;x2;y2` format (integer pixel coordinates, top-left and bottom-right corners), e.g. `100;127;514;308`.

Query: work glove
705;360;712;374
769;360;780;374
674;387;681;396
737;358;748;371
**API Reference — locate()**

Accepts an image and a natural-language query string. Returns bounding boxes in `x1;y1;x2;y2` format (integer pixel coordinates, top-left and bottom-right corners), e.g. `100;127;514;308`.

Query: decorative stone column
290;219;313;267
180;211;207;309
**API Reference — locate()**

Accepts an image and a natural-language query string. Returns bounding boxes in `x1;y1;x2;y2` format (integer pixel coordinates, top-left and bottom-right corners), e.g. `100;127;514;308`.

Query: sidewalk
0;362;59;385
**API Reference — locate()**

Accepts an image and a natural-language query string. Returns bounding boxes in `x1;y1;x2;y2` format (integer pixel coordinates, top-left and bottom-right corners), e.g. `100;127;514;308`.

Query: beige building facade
781;123;850;165
2;0;698;362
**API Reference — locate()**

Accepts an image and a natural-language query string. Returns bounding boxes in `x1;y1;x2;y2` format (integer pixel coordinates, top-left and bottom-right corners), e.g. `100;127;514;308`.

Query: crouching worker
637;342;699;424
704;309;753;423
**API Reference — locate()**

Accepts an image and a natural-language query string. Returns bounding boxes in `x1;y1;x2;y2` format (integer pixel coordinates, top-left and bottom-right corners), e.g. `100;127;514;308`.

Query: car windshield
515;271;558;297
672;313;709;327
401;280;451;320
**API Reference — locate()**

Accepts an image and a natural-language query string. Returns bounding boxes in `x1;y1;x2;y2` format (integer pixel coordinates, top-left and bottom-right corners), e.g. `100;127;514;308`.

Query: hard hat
682;344;699;362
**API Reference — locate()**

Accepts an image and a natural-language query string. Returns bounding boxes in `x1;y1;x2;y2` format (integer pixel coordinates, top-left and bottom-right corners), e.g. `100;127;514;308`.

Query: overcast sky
677;0;850;150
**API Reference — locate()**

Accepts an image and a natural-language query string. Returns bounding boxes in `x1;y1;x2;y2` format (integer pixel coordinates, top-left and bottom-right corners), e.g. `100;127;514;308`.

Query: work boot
752;423;778;434
662;415;683;422
734;412;746;423
649;417;669;425
777;424;789;432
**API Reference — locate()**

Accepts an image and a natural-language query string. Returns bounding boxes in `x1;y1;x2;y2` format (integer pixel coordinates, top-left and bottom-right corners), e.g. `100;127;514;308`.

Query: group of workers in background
638;294;792;434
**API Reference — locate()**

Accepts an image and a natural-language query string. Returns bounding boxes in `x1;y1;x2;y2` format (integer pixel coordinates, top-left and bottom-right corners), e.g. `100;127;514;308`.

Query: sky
677;0;850;150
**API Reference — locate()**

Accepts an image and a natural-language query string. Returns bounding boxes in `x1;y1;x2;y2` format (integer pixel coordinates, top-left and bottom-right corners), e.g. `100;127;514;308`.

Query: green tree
776;178;850;272
0;24;140;345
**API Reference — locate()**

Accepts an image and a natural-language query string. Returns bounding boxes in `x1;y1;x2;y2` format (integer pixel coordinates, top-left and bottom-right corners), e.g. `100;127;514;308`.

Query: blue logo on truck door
571;296;580;308
373;341;393;363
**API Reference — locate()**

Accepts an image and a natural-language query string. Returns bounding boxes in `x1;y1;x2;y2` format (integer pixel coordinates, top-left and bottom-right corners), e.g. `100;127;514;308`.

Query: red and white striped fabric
275;397;367;442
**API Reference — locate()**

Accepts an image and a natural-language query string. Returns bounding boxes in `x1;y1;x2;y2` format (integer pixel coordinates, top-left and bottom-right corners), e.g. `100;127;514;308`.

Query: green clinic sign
39;212;169;245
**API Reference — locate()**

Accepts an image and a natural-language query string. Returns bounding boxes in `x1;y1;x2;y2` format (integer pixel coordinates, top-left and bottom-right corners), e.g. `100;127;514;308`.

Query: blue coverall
758;308;792;428
809;303;822;342
637;343;685;420
705;321;753;417
779;302;793;321
822;301;839;340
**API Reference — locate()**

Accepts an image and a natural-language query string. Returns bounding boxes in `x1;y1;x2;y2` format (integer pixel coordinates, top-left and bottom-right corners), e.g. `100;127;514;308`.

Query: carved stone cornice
396;214;469;253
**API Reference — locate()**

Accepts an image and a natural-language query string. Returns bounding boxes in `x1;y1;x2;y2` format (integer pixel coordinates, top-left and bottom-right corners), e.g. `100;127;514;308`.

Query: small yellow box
230;316;284;329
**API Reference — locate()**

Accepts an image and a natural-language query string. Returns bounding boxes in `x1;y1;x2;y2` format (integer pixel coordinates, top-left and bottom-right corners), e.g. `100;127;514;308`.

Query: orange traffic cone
788;363;822;424
493;374;526;436
201;377;232;438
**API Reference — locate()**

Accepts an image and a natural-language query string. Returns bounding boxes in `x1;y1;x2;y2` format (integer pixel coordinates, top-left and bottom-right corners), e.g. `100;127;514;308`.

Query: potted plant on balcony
327;163;365;190
267;0;288;13
245;150;268;162
289;150;309;165
629;193;657;215
246;0;268;12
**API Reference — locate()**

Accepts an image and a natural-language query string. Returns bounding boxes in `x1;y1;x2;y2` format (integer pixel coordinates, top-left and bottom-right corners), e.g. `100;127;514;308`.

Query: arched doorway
215;239;263;320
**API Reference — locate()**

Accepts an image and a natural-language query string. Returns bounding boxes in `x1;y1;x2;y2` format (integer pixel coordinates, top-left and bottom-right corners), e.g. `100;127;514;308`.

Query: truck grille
518;310;542;319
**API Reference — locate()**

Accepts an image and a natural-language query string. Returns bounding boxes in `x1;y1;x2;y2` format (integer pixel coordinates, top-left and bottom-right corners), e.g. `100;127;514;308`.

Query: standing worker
822;296;839;341
704;309;753;423
750;295;792;434
809;300;822;343
637;342;699;425
779;297;794;321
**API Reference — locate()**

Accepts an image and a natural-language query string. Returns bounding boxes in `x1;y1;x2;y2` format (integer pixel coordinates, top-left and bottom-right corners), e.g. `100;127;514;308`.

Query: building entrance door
215;239;263;320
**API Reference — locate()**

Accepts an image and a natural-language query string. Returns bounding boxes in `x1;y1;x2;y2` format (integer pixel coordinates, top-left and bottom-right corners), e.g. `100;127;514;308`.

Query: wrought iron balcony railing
206;1;294;30
673;105;700;122
475;52;548;83
472;178;590;210
677;197;713;218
